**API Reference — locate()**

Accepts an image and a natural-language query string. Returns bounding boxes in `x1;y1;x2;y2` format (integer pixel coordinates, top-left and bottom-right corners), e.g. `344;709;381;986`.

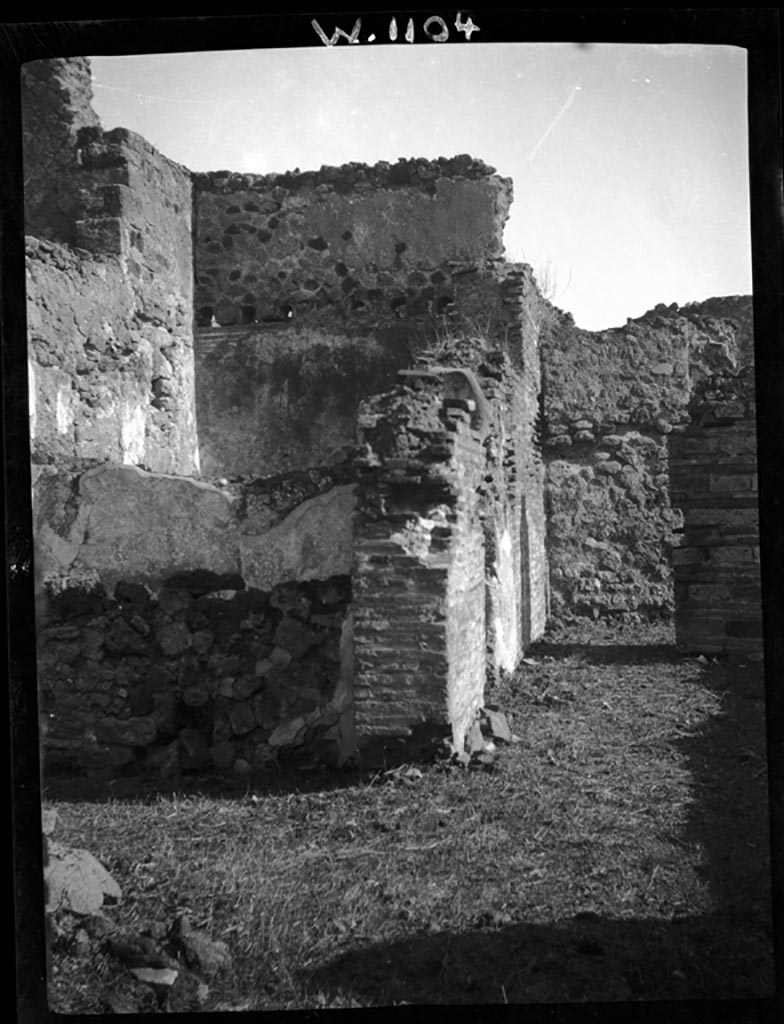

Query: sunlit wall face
88;42;750;331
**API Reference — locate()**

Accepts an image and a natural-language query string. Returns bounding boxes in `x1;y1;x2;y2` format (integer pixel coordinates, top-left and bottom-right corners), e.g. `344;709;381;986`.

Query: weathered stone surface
173;916;231;976
22;58;100;242
163;569;245;595
480;707;513;743
240;485;355;589
105;619;149;655
193;158;509;329
232;674;263;701
464;719;486;755
45;840;122;915
25;109;198;473
130;967;179;989
541;296;754;620
95;716;157;747
179;728;210;770
160;739;180;779
227;702;256;736
268;716;307;747
35;465;240;592
274;616;320;659
157;621;191;657
209;741;236;771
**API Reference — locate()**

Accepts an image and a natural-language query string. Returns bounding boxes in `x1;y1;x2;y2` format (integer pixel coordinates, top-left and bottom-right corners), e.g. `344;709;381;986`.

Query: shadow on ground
529;641;681;666
301;641;777;1008
299;909;774;1005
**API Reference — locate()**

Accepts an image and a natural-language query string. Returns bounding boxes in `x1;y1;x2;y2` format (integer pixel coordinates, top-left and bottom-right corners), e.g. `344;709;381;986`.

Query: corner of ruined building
22;56;101;244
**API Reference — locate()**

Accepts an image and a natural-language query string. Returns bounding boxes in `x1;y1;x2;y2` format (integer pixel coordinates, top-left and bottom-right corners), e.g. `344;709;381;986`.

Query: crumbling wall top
193;154;511;199
22;57;101;243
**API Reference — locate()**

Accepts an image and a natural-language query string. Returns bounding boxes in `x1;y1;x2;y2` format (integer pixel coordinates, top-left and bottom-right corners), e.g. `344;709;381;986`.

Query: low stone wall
669;369;761;655
38;572;354;779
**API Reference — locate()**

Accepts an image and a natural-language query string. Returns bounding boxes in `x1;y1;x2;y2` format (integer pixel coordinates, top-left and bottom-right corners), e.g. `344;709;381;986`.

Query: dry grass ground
42;621;775;1012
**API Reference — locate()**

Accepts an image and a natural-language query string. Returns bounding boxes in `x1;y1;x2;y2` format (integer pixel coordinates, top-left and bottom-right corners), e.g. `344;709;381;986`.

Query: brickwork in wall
352;373;487;751
669;368;761;655
541;297;754;620
23;57;552;783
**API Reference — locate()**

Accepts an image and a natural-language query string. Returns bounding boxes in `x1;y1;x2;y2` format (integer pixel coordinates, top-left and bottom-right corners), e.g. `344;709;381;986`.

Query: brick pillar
352;370;487;752
669;369;761;655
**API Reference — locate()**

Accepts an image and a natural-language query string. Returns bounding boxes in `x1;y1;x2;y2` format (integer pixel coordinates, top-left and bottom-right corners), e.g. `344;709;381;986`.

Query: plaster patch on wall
240;484;355;590
121;401;146;464
28;359;37;436
55;387;73;435
492;526;519;674
389;512;447;564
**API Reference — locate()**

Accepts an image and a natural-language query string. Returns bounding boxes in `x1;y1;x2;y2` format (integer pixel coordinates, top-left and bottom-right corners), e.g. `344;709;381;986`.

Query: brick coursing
669;368;761;654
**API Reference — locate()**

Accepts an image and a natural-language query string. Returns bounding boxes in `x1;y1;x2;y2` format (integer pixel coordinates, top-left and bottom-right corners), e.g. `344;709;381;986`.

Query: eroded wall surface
193;323;403;478
21;57;101;244
24;59;198;477
190;159;521;482
669;368;761;655
541;297;754;621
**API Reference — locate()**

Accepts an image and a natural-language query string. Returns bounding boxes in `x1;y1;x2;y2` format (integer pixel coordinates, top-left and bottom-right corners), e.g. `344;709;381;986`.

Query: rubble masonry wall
541;298;754;621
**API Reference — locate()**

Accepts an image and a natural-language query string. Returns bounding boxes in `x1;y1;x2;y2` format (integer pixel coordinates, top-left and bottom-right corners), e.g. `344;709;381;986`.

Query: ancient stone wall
193;323;403;478
192;157;511;328
24;59;198;477
189;160;525;484
21;57;101;245
38;571;353;777
669;368;761;655
541;297;754;620
27;238;198;476
33;463;354;597
24;57;550;782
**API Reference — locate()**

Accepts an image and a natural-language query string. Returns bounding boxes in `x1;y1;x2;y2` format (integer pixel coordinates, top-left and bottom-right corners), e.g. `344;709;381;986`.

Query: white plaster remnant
493;526;519;673
55;387;73;435
239;485;355;589
120;402;146;465
28;359;37;437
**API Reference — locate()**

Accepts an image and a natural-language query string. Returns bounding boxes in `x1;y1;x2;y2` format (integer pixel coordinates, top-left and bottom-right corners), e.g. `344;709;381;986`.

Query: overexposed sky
87;42;751;330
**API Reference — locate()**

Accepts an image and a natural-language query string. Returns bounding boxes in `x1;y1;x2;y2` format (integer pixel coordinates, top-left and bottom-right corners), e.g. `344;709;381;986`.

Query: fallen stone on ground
107;927;177;969
172;915;232;976
45;840;122;915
